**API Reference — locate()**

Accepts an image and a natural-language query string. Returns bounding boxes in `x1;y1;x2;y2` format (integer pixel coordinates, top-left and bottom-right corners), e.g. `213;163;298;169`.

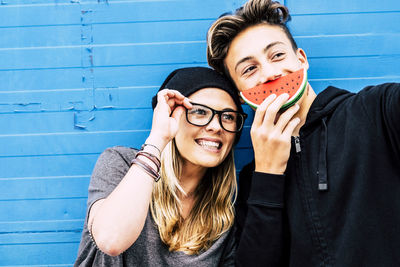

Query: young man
207;0;400;266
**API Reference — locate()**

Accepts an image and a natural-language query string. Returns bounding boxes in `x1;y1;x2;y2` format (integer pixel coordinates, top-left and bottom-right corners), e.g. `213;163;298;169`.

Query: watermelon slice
240;68;308;110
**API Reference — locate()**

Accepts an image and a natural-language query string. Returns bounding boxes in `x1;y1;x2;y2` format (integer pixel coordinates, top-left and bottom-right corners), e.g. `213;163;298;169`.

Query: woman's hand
250;94;300;174
146;89;192;151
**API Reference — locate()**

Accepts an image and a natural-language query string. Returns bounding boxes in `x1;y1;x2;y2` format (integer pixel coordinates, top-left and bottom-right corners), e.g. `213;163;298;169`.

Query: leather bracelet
131;158;161;182
136;151;161;172
141;143;161;156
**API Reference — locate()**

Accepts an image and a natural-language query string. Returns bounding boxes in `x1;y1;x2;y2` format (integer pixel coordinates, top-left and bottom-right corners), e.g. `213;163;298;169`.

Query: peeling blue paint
13;103;42;112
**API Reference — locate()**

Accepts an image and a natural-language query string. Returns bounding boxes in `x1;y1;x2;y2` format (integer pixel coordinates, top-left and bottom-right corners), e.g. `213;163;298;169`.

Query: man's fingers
262;93;290;126
253;94;277;126
282;117;301;138
274;103;300;130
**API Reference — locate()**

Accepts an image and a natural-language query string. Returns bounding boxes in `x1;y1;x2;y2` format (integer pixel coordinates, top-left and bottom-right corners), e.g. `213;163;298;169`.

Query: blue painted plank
0;232;81;245
0;219;84;233
0;64;180;92
0;0;241;27
0;154;99;179
0;198;86;221
287;0;400;14
0;3;81;27
94;86;158;109
0;46;82;70
92;63;209;88
86;0;245;24
0;25;82;48
297;33;400;58
0;88;94;113
92;42;206;67
0;176;89;200
0;109;153;134
0;131;150;157
0;242;79;265
92;20;214;44
291;12;400;36
0;42;206;70
308;55;400;79
0;68;86;92
310;77;400;94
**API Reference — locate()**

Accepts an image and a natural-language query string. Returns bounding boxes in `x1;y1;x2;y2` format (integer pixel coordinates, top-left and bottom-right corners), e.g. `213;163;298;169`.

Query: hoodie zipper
294;136;301;153
292;135;332;266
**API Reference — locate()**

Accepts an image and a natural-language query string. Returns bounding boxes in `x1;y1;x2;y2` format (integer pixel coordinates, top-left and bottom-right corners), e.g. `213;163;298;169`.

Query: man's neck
293;83;317;136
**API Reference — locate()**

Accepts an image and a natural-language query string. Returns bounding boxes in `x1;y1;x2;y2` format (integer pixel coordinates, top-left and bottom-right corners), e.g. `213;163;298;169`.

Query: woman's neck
178;163;207;218
179;163;207;197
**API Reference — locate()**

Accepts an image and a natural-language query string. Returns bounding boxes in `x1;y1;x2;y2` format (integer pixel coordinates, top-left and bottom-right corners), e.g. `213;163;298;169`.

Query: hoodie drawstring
318;118;328;191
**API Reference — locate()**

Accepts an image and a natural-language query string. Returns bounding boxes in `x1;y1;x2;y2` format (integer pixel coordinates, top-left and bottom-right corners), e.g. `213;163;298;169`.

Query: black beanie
152;67;245;144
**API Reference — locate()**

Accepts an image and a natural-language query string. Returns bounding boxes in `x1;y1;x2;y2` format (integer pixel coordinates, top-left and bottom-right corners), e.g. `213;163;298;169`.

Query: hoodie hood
302;86;354;134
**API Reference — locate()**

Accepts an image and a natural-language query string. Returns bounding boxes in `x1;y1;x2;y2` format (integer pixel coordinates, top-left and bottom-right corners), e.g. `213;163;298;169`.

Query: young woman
75;67;247;266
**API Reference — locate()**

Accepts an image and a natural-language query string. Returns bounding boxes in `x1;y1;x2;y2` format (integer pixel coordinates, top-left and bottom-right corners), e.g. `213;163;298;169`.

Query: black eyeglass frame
185;102;248;133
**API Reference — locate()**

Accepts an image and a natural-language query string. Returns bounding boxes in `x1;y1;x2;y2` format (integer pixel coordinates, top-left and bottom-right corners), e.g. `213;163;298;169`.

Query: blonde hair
150;139;237;255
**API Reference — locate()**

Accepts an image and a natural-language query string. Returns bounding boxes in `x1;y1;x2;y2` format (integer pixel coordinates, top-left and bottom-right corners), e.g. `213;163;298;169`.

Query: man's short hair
207;0;298;76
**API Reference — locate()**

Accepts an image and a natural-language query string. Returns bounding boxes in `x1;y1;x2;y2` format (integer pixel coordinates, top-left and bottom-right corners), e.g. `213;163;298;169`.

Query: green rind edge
280;69;308;111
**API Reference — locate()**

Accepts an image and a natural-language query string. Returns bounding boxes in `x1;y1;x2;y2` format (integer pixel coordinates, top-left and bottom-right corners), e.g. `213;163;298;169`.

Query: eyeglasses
185;102;247;133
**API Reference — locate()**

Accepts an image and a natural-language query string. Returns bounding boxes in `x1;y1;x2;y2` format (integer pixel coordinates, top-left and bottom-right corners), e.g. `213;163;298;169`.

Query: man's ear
297;48;309;70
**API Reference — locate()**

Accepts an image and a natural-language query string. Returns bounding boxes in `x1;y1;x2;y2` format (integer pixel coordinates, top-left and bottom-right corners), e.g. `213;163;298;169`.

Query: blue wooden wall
0;0;399;265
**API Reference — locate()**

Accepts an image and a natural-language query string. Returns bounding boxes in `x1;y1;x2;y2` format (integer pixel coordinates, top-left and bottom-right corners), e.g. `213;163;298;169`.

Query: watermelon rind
240;68;308;111
280;69;308;111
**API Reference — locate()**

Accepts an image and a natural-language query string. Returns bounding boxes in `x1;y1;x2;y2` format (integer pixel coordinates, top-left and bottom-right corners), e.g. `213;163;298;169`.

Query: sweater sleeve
360;83;400;157
74;146;136;266
235;163;286;267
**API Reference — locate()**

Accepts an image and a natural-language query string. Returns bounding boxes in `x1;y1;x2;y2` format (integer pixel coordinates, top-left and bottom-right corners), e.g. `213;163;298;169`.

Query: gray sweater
74;146;235;267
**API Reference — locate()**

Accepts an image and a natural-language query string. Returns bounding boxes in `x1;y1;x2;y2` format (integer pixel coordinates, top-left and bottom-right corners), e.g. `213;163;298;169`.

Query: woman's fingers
171;106;184;121
156;89;191;111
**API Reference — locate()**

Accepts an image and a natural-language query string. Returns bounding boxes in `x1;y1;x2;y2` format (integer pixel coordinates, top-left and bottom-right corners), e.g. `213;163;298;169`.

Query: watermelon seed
270;90;272;93
286;83;289;86
263;91;266;94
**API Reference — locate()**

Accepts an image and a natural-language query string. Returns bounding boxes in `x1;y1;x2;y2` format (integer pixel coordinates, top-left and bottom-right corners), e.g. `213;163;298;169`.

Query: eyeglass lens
186;104;244;132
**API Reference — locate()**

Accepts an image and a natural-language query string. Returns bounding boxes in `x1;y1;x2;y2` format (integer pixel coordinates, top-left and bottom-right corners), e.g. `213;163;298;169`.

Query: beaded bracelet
131;157;161;182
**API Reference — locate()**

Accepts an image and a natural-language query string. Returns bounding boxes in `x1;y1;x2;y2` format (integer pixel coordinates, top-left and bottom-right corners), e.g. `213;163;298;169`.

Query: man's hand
250;93;300;174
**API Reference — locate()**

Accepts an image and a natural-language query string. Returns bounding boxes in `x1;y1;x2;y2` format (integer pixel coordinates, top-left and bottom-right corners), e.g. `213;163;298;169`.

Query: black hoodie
235;83;400;267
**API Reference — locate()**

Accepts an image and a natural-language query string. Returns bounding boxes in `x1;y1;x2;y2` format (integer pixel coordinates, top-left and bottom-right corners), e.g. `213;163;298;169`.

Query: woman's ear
297;48;309;71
